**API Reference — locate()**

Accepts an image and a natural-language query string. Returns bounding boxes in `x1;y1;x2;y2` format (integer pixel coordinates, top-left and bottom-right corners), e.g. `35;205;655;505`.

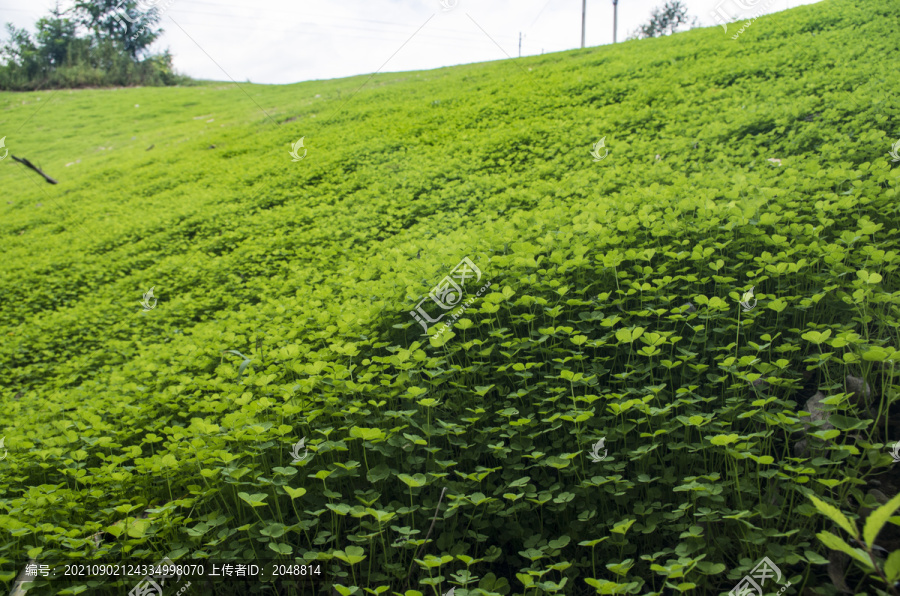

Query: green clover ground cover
2;0;900;593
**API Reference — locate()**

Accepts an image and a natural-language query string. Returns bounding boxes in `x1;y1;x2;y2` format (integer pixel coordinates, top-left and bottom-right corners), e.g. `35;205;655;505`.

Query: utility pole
612;0;619;43
581;0;587;48
519;32;523;57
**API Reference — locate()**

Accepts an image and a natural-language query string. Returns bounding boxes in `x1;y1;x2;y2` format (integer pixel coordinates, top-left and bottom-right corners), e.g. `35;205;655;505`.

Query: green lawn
2;0;900;593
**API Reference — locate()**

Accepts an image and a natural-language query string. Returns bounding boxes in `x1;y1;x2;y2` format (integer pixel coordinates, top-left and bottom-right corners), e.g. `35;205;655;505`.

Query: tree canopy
628;0;699;40
0;0;185;90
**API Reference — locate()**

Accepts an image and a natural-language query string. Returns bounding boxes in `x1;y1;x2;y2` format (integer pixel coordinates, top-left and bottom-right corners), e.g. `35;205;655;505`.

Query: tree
35;3;80;67
1;24;42;81
628;0;698;40
0;0;183;90
73;0;163;58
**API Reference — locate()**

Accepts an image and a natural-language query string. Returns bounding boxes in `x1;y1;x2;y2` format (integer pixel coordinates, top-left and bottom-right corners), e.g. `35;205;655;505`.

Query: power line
529;0;557;28
0;7;49;14
161;16;544;54
162;5;551;48
3;0;557;64
3;0;536;47
174;0;522;42
159;5;557;53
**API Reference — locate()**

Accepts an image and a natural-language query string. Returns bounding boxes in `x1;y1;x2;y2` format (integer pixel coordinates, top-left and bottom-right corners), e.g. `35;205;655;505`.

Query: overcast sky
2;0;823;85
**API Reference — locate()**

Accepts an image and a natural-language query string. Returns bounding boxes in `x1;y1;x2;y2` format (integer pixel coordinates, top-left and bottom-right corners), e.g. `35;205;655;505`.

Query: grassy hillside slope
2;0;900;593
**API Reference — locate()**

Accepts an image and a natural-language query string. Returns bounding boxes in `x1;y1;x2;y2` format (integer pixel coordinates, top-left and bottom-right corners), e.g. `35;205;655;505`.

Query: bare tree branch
11;155;58;184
